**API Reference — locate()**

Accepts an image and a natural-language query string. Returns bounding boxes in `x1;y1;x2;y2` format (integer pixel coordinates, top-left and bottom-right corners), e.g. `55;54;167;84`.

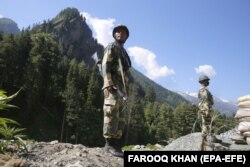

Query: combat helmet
199;75;210;83
112;24;129;39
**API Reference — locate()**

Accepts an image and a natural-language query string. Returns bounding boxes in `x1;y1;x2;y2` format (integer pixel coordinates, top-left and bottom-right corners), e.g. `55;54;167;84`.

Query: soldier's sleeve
203;89;212;110
198;88;210;111
208;91;214;105
102;45;114;89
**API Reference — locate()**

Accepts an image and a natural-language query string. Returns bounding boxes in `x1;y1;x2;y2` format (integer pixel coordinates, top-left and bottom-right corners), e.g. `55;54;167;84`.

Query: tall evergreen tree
77;65;103;146
144;86;156;103
126;83;147;145
23;33;60;140
155;104;174;143
62;58;83;143
172;103;197;138
15;31;32;87
0;34;19;90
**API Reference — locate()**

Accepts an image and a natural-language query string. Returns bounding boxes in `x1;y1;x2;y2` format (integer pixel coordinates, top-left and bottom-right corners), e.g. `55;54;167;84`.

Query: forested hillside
0;7;236;147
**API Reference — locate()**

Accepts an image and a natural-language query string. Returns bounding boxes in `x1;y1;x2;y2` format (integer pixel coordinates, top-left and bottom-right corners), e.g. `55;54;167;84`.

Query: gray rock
163;132;202;151
163;128;250;151
20;142;123;167
229;144;250;151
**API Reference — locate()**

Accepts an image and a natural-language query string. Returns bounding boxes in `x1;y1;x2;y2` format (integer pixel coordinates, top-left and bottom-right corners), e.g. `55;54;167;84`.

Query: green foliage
0;90;21;126
208;110;238;135
62;58;85;143
0;89;27;154
0;34;20;90
154;104;174;142
144;86;156;103
126;83;147;145
122;145;134;151
172;103;197;138
0;124;26;140
145;143;160;150
0;136;28;154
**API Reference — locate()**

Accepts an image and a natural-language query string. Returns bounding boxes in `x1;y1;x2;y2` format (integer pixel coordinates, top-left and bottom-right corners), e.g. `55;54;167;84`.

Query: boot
113;138;124;151
104;138;123;157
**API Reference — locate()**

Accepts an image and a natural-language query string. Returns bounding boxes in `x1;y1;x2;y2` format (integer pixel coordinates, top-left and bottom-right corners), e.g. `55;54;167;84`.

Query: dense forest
0;8;237;147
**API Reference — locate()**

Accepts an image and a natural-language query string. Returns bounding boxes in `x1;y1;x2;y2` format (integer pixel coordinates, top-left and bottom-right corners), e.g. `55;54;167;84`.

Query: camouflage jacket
198;87;214;111
101;41;131;93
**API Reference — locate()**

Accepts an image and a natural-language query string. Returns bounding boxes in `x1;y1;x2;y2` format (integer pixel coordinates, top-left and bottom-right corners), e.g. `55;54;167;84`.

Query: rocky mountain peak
0;17;20;34
32;7;103;65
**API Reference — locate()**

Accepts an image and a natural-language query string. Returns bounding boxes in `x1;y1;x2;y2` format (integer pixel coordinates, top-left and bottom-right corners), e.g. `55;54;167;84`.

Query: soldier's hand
204;111;209;117
107;86;117;94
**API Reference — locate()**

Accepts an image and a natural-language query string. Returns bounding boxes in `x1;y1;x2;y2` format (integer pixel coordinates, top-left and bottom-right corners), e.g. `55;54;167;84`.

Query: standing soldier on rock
101;25;131;157
198;75;214;149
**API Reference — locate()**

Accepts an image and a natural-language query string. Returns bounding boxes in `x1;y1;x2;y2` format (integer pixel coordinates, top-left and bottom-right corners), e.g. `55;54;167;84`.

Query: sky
1;0;249;102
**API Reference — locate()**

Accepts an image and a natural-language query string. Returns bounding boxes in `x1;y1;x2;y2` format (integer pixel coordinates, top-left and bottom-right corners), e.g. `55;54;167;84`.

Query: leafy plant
0;89;27;153
0;124;26;140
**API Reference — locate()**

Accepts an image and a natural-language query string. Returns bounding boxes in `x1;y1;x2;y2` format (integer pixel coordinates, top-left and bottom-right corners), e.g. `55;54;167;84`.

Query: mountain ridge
0;17;20;34
30;7;189;107
177;91;237;116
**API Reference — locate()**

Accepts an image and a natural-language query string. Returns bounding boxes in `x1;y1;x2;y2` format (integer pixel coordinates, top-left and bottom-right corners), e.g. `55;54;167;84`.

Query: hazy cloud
128;46;175;79
195;64;216;77
80;12;114;47
0;14;3;18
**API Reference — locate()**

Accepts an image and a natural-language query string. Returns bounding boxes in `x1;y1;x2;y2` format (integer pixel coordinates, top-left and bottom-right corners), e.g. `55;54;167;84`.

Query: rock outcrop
32;7;104;66
1;141;123;167
0;17;20;34
163;129;250;151
1;128;250;167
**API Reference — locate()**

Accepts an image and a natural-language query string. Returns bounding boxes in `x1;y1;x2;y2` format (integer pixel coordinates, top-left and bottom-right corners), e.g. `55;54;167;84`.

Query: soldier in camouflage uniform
198;75;214;141
101;25;131;157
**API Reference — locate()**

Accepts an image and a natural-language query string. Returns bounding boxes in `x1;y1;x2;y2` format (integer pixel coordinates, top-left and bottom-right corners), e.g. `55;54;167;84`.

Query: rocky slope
1;141;123;167
1;128;250;167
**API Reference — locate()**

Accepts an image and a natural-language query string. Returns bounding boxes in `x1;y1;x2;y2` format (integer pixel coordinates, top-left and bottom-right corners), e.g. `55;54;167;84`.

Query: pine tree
77;65;103;146
62;58;83;143
0;34;19;90
155;104;174;143
125;83;147;145
172;103;197;138
23;33;60;139
144;86;156;103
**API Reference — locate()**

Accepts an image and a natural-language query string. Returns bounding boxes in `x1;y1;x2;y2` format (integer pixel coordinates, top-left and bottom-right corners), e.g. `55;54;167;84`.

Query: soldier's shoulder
199;87;208;93
103;43;114;53
106;42;119;48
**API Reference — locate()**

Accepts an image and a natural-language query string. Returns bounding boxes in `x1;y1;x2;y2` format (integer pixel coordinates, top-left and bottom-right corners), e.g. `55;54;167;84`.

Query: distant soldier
198;75;214;145
101;25;131;157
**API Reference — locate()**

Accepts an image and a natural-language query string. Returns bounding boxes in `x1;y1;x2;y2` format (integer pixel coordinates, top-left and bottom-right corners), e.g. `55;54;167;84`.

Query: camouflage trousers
103;88;126;139
201;110;212;138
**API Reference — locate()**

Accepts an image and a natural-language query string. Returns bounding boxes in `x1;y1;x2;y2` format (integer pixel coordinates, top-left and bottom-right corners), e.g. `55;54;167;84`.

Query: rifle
191;103;200;133
117;88;128;113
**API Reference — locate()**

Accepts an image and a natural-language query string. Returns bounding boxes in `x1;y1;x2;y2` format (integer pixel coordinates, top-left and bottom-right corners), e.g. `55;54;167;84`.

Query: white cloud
0;14;3;18
80;12;114;47
81;12;174;80
195;64;216;77
128;46;175;79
